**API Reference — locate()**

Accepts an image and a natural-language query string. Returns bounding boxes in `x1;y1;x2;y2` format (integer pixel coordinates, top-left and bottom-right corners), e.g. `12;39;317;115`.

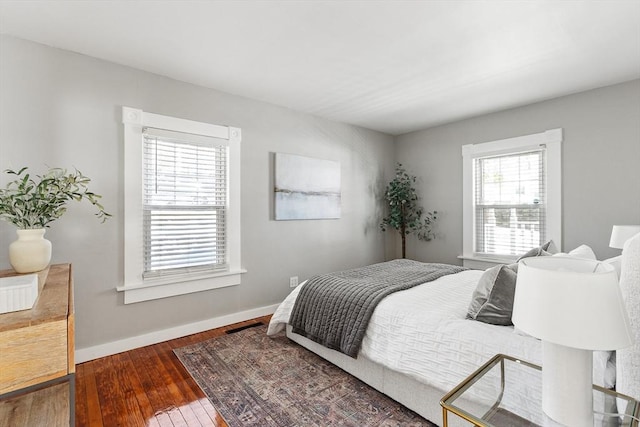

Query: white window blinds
143;128;228;278
473;149;546;256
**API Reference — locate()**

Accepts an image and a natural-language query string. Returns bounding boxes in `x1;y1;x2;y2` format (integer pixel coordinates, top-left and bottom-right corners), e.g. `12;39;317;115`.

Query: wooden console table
0;264;75;427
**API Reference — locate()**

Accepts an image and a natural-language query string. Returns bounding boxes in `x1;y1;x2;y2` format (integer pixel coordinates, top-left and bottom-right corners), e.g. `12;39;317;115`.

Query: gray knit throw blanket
289;259;467;357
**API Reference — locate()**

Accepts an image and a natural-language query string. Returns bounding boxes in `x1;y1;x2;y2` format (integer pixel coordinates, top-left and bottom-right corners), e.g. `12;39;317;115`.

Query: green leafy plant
0;167;111;229
380;163;437;258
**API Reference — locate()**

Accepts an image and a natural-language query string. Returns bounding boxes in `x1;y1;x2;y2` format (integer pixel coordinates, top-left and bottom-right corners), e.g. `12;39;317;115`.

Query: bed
267;239;640;427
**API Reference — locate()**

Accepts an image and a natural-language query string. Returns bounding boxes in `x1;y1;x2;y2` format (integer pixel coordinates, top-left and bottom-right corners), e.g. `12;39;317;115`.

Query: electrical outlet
289;276;299;288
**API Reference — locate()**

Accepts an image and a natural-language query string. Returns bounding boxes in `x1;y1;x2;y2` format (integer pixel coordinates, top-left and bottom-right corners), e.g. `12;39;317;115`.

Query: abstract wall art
274;153;341;220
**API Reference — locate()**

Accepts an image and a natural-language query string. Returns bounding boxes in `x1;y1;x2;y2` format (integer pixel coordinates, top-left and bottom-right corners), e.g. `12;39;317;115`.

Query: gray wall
0;36;396;350
396;79;640;263
2;34;638;353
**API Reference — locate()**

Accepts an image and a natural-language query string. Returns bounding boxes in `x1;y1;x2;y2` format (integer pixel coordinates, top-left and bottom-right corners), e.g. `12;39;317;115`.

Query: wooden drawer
0;264;74;427
0;319;68;394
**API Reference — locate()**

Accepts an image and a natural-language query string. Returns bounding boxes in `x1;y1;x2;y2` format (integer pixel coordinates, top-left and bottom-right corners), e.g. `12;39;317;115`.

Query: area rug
174;324;436;427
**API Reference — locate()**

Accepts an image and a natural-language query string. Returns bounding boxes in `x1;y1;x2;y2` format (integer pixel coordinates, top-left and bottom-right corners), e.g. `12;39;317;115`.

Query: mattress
268;268;613;395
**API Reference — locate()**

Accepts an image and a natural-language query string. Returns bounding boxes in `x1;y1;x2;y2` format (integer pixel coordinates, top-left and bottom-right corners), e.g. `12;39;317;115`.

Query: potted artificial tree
0;167;110;273
380;163;437;259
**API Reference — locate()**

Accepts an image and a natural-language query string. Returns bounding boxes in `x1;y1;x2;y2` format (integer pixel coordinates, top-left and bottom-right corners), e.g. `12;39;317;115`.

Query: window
119;107;243;304
143;129;228;277
462;129;562;264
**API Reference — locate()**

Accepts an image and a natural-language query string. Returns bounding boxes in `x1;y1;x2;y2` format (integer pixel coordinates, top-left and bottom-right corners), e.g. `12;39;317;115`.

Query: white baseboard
75;303;280;363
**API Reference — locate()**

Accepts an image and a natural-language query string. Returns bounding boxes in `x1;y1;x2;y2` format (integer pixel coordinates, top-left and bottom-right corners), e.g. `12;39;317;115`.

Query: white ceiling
1;1;639;135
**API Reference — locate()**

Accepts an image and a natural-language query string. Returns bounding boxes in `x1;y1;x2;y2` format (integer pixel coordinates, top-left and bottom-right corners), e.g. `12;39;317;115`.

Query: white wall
0;36;396;355
395;79;640;263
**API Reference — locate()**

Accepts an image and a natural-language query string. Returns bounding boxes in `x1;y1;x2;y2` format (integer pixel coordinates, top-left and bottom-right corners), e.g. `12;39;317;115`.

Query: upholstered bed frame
286;235;640;427
287;325;481;427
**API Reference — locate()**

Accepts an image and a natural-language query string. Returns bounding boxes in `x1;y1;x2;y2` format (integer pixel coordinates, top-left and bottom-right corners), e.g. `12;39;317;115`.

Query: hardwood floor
75;315;272;427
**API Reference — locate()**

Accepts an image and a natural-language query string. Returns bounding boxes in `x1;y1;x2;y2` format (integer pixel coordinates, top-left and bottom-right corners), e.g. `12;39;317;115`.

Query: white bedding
268;268;613;394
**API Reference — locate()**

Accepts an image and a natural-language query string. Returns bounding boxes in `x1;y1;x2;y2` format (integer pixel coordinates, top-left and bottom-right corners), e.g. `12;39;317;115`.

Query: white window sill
457;255;517;270
117;269;247;304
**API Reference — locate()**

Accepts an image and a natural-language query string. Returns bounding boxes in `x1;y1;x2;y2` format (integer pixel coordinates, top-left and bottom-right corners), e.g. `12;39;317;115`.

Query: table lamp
610;225;640;249
512;256;633;427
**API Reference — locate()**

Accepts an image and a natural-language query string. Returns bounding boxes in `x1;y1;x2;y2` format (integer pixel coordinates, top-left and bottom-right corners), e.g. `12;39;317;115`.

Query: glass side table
440;354;639;427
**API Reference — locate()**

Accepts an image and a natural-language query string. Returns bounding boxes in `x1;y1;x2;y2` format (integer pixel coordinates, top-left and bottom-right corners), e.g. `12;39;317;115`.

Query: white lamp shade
512;256;633;351
609;225;640;249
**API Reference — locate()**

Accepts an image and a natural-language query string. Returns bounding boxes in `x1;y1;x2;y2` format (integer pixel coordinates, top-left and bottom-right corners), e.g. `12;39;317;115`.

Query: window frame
119;106;244;304
461;128;562;266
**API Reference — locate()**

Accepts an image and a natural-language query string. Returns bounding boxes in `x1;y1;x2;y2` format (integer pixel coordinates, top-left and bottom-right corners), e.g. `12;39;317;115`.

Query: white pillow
602;255;622;280
567;244;597;260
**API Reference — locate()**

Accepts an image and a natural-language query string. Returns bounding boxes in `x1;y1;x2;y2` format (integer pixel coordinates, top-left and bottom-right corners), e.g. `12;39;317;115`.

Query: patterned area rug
174;324;436;427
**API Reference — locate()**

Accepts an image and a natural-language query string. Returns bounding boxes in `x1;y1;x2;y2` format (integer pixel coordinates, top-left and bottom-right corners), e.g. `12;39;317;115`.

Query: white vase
9;229;52;273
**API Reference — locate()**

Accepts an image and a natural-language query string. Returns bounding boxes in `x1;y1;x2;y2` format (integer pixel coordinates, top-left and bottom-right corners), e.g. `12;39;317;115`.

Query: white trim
75;303;279;363
143;127;230;147
117;269;248;292
140;109;230;139
227;127;242;273
457;255;515;270
463;128;562;158
117;270;248;304
462;128;563;259
121;106;243;303
546;137;562;248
